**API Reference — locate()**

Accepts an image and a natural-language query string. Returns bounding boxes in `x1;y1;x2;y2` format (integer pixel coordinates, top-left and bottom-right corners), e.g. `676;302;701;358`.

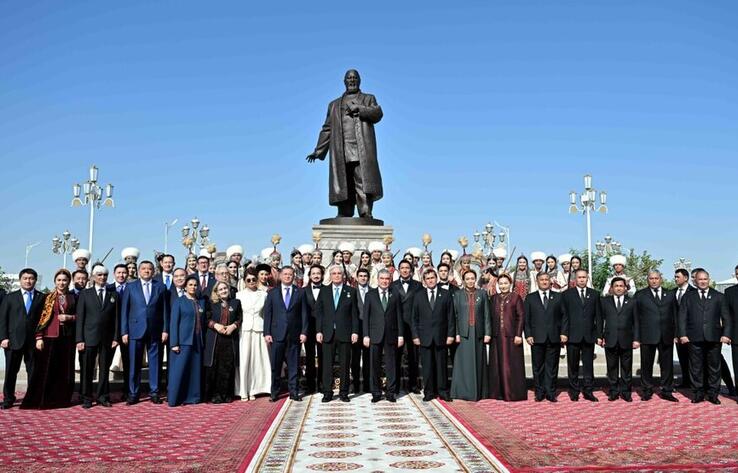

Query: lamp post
164;218;178;254
569;174;608;274
71;165;114;258
51;230;80;268
25;242;41;268
181;217;211;255
673;257;692;272
595;234;622;257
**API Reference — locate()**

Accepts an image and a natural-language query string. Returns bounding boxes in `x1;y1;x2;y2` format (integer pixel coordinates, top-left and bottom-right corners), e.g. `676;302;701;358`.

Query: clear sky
1;1;736;285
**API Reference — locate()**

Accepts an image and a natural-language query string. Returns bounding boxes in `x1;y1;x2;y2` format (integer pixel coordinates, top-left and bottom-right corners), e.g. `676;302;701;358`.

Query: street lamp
25;242;41;268
51;230;80;268
569;173;608;273
181;217;211;254
164;218;178;254
71;164;114;258
674;257;692;272
595;234;622;257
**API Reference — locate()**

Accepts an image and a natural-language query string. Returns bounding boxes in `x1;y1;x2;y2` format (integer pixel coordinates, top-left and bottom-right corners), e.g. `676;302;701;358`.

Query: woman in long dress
487;273;527;401
512;256;531;298
450;270;491;401
21;269;75;409
205;282;242;403
235;269;271;400
168;275;205;407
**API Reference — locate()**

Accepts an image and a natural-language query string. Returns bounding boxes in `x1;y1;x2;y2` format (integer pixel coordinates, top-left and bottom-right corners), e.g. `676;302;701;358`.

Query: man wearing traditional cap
528;251;546;293
556;254;573;290
492;248;507;272
368;241;384;268
602;255;636;297
121;247;141;265
73;249;91;272
338;242;357;281
297;244;316;286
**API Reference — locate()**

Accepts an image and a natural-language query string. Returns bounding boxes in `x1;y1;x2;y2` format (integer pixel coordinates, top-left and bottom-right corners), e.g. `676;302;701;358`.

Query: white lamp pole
71;165;115;259
569;174;608;273
164;218;178;253
25;242;41;267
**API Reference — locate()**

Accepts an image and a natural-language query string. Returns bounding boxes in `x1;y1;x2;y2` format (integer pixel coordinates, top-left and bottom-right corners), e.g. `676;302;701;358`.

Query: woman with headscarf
512;256;531;298
204;282;242;403
235;269;271;400
168;275;206;406
546;255;562;292
21;269;75;409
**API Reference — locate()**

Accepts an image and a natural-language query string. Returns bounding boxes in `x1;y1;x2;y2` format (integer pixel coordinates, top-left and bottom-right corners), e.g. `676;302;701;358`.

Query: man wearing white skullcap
602;254;636;296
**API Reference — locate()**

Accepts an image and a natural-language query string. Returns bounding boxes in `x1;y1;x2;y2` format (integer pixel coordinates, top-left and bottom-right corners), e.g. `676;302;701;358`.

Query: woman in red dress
511;256;531;298
21;269;76;409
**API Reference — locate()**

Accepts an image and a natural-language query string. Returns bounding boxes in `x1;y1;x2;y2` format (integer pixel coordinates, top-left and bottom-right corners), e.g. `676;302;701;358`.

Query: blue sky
1;1;737;285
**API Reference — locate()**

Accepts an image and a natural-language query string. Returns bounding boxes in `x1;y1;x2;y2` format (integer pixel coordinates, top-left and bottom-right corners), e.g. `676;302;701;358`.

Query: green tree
0;266;11;292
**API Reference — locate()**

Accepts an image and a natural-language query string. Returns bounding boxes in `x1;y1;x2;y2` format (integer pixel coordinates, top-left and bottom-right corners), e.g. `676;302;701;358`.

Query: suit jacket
303;283;322;324
601;295;639;348
561;287;601;344
724;284;738;342
263;285;308;343
390;278;422;326
194;272;216;299
678;288;730;343
76;286;119;346
363;287;402;344
0;289;45;349
524;290;564;344
169;296;206;347
356;285;371;321
634;287;677;344
315;285;359;343
411;287;454;347
120;279;167;340
452;289;491;340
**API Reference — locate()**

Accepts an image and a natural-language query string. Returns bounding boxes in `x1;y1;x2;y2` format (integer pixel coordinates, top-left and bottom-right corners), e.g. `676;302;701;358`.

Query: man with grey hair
635;270;678;402
678;269;732;404
214;263;237;298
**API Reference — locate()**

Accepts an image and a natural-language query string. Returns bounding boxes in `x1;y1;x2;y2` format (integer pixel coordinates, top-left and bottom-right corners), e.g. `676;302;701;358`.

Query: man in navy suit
263;266;308;402
120;260;168;405
194;255;216;299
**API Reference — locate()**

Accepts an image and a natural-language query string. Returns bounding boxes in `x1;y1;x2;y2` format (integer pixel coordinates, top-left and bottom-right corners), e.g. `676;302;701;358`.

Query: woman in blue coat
168;275;206;407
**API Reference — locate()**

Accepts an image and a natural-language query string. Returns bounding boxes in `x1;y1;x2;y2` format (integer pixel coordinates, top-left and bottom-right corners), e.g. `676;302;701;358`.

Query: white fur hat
530;251;546;262
260;247;273;261
199;248;212;258
368;241;384;253
226;245;244;259
445;249;460;260
72;249;91;262
492;248;507;259
297;244;315;255
121;247;140;260
338;242;356;253
406;247;423;258
558;253;573;264
610;254;627;267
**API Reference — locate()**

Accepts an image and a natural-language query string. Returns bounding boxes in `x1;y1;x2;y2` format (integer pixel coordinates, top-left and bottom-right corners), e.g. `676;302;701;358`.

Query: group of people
2;242;737;410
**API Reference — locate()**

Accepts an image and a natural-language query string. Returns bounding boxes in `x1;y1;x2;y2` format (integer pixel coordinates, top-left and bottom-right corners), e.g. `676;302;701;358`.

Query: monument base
312;221;394;266
319;217;384;226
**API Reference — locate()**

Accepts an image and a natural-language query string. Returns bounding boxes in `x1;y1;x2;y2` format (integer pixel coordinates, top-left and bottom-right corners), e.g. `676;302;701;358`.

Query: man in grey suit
351;268;371;393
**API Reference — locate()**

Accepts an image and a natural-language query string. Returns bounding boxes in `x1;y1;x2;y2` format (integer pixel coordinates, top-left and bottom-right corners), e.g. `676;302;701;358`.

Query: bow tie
401;280;411;284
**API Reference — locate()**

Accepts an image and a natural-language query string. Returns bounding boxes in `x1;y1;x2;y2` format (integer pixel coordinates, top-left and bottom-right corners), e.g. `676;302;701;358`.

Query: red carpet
0;394;284;472
440;391;738;472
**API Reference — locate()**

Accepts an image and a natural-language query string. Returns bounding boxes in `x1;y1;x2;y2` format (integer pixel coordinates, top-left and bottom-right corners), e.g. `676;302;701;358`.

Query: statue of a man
307;69;384;219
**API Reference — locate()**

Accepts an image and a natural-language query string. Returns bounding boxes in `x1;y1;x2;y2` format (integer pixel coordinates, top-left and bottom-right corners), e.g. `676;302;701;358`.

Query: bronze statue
307;69;384;222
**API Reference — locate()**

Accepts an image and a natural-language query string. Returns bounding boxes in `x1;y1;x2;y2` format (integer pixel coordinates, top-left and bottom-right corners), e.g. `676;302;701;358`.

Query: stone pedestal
312;222;394;266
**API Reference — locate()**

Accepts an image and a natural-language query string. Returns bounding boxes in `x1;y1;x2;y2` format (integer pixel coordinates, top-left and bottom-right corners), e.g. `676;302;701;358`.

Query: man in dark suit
635;270;678;402
110;263;130;400
194;255;216;299
352;268;371;394
363;269;403;402
411;269;454;402
390;259;422;394
436;263;458;294
264;266;308;402
0;268;45;409
315;265;359;402
0;288;6;310
725;264;738;403
302;265;324;394
525;272;565;402
673;268;695;388
561;269;601;402
120;260;168;405
76;265;119;408
153;254;176;389
599;277;640;402
678;269;732;404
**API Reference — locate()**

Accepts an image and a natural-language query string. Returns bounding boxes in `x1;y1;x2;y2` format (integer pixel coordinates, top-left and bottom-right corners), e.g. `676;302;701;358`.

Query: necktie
143;282;151;304
333;287;340;309
117;284;124;295
284;287;291;307
165;274;171;289
616;297;622;311
201;275;206;289
98;288;104;305
361;287;366;303
654;289;660;301
701;289;707;300
677;288;683;303
381;290;388;310
580;288;586;303
543;292;549;309
430;289;436;310
24;291;32;313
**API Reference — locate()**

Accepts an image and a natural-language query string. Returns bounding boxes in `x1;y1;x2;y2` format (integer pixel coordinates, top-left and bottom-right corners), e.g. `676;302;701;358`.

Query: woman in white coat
235;268;271;400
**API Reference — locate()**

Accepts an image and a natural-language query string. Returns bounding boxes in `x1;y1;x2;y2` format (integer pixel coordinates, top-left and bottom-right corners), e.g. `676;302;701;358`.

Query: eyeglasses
245;278;257;283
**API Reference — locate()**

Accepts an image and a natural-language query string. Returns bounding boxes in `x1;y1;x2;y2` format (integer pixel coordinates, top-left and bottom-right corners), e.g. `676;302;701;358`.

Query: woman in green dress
450;270;491;401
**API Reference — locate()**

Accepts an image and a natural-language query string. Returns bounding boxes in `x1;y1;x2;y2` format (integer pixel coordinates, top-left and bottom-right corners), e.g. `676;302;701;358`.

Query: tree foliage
570;248;664;292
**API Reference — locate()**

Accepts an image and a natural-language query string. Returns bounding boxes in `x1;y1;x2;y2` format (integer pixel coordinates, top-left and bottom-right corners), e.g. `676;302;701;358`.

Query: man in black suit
76;265;119;408
363;269;403;402
0;268;45;409
0;288;6;309
194;255;216;299
673;268;694;388
263;266;308;401
315;265;359;402
352;268;371;394
153;254;176;388
725;264;738;403
110;264;131;400
436;263;458;294
678;269;731;404
302;265;324;394
72;269;89;297
525;272;565;402
561;269;600;402
599;277;640;402
635;270;678;402
391;259;422;394
411;269;454;402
